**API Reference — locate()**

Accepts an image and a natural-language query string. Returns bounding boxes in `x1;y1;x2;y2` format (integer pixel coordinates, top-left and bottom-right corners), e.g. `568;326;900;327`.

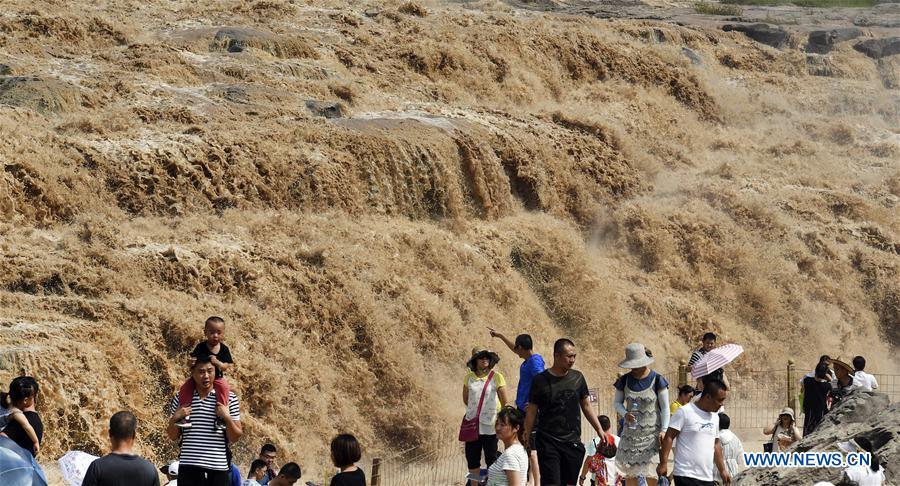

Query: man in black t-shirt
81;411;160;486
525;338;606;486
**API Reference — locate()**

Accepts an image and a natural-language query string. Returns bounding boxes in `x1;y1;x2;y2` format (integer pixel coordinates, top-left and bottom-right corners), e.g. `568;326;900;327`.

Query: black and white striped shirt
168;391;240;471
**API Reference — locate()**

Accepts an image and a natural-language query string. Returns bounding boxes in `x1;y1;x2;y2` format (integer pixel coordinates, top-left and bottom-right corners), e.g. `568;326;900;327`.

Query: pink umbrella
691;343;744;379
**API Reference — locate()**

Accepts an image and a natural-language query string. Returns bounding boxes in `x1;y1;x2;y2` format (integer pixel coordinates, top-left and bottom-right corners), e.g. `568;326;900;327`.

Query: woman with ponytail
0;376;43;456
842;437;886;485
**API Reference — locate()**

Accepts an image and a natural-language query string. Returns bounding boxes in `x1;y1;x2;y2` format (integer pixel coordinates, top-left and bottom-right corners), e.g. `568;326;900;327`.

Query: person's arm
211;347;233;373
217;402;243;443
613;388;627;417
524;403;537;446
211;357;231;373
714;438;732;485
578;446;593;485
793;426;803;441
166;398;191;441
580;396;606;444
763;423;776;435
9;412;40;455
498;385;509;407
504;470;521;485
488;328;516;353
463;383;469;407
657;387;670;432
656;427;679;478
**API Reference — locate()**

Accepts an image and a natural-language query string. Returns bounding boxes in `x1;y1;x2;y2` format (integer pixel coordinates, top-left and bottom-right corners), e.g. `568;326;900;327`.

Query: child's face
205;322;225;345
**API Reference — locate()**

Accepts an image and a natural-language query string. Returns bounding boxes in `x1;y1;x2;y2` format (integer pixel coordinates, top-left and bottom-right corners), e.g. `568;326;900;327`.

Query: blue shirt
614;370;668;393
230;464;242;486
516;354;546;410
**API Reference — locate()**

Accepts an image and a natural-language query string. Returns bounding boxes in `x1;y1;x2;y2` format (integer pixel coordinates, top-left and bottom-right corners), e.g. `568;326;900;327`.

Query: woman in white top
486;406;528;486
463;347;509;486
762;407;802;452
842;437;886;486
714;413;743;483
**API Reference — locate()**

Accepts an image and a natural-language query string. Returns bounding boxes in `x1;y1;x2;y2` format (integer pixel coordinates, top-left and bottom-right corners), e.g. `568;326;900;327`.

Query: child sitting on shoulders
176;316;234;429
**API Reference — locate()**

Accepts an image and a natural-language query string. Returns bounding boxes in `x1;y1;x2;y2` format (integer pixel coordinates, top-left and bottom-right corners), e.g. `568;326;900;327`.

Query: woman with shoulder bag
461;347;509;486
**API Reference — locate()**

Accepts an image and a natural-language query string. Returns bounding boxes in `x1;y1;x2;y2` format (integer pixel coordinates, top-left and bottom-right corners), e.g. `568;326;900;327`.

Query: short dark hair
599;415;611;432
192;354;214;368
205;316;225;328
553;338;575;355
249;459;267;475
815;362;830;378
497;406;526;443
278;462;302;480
678;385;695;396
331;434;362;468
702;332;717;342
109;411;137;441
514;334;533;351
701;378;727;398
718;412;730;430
852;356;866;371
260;443;277;455
819;355;832;363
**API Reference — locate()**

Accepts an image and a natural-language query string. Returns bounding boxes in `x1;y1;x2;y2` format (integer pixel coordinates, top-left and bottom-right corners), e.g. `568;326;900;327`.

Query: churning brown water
0;0;898;481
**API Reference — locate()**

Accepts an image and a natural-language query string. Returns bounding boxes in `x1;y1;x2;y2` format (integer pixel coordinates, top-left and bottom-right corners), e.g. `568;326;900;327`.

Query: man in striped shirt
167;354;243;486
687;332;717;372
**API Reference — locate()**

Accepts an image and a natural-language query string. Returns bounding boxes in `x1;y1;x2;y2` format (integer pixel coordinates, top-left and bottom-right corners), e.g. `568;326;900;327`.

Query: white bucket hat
618;343;654;369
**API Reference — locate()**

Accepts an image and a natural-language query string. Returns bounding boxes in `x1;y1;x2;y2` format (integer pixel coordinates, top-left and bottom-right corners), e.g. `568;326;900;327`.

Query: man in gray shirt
82;411;160;486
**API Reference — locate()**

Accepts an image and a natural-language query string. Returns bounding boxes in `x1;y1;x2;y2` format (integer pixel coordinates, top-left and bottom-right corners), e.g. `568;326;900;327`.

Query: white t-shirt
844;464;886;485
485;443;528;486
852;371;879;392
585;434;620;484
465;371;505;435
670;402;720;481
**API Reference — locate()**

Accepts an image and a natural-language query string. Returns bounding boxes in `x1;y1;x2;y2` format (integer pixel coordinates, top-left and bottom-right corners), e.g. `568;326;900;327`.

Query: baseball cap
159;461;179;476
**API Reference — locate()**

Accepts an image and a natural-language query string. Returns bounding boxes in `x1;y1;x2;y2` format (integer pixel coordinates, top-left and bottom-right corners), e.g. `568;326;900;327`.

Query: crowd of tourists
461;329;887;486
0;318;889;486
0;316;366;486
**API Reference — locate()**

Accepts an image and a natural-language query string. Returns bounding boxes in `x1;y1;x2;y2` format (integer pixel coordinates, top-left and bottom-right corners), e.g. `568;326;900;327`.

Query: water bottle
628;400;640;430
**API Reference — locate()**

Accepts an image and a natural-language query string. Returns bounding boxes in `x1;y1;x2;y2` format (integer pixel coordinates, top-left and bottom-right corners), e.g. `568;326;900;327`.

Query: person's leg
210;468;232;486
529;449;541;486
179;465;204;485
465;438;482;486
559;441;585;486
178;378;195;407
483;434;499;469
213;377;230;407
537;436;562;486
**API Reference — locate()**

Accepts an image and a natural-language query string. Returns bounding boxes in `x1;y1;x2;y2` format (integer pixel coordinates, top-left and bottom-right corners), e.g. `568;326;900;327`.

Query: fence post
371;458;381;486
678;360;688;388
787;359;797;411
